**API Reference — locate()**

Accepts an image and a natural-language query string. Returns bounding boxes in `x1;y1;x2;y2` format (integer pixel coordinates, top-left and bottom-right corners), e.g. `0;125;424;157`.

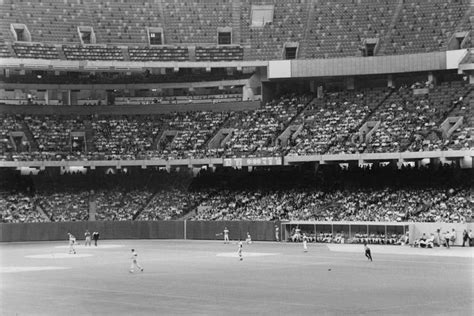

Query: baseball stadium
0;0;473;315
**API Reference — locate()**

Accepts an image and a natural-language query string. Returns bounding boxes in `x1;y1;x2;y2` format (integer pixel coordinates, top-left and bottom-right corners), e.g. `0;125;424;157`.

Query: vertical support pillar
346;77;355;90
387;74;394;88
184;220;186;240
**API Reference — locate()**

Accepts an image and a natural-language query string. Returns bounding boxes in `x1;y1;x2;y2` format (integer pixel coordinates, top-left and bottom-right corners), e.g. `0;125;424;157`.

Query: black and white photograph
0;0;473;315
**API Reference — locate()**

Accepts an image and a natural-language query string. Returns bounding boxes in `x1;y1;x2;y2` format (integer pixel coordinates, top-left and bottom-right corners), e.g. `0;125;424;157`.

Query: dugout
281;221;411;244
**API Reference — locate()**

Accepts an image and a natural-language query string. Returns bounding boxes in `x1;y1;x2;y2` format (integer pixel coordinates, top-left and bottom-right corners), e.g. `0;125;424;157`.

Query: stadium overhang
0;150;472;169
0;58;268;72
268;50;469;79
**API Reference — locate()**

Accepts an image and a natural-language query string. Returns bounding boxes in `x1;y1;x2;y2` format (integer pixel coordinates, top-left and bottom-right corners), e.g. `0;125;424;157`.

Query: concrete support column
346;77;355;90
387;74;394;88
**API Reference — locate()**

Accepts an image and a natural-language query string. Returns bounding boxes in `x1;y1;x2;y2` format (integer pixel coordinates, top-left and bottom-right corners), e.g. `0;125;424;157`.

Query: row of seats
13;42;59;59
0;0;469;60
3;42;243;61
195;46;244;61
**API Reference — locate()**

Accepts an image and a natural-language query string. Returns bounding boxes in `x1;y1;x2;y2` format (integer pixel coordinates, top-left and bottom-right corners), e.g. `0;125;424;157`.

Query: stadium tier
0;0;470;61
1;165;471;224
1;82;471;161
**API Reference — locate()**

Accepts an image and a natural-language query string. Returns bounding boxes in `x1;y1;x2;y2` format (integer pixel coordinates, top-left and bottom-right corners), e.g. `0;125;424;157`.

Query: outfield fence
0;220;472;245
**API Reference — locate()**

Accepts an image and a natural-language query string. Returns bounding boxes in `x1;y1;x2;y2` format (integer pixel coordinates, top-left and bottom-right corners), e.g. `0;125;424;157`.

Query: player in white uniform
68;233;76;254
302;233;308;252
237;241;243;261
84;230;92;247
224;227;229;244
129;249;144;273
246;232;252;245
292;227;301;242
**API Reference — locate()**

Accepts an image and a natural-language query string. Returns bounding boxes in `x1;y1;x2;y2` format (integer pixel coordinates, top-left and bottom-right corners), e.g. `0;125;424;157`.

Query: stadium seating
241;0;308;60
304;0;398;59
191;187;472;223
36;191;89;222
24;115;86;154
138;189;202;221
94;190;153;221
0;193;46;223
88;0;162;44
383;0;469;55
13;42;59;59
0;83;471;161
0;42;13;57
157;111;230;159
195;46;244;61
129;46;189;61
218;94;308;158
287;88;388;156
363;81;472;153
63;45;124;60
0;0;470;60
163;0;232;44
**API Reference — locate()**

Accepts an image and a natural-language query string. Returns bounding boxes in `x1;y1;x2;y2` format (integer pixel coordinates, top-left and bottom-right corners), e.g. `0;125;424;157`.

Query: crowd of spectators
92;115;164;160
0;193;45;223
0;164;471;224
190;187;472;223
0;82;471;161
37;191;89;222
157;111;230;159
8;186;469;224
218;94;308;158
138;189;202;221
287;90;378;156
94;190;153;221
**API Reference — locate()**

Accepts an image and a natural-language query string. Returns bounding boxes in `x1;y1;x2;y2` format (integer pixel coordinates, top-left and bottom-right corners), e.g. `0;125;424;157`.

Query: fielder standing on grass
93;231;100;247
364;241;372;261
84;229;92;246
68;233;76;254
237;241;243;261
224;227;229;244
246;232;252;244
129;249;144;273
302;233;308;252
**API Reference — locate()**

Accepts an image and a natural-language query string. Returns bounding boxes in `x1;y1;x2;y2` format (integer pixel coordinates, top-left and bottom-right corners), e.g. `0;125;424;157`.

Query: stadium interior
1;2;473;315
0;0;472;229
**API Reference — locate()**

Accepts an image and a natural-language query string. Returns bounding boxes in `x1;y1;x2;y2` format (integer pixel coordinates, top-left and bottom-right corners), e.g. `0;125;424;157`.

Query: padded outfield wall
1;221;472;245
0;221;278;242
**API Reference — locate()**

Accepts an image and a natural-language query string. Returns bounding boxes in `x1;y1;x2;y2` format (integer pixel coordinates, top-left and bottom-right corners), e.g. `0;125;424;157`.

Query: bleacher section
0;83;471;161
383;0;469;55
0;0;469;61
88;0;163;44
9;0;89;43
163;0;232;44
304;0;398;58
241;0;308;60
